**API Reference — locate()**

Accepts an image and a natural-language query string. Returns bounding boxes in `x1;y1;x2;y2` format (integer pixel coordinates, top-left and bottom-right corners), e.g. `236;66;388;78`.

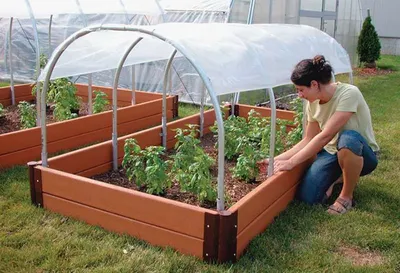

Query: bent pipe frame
8;17;15;105
112;37;144;171
162;50;178;148
23;0;41;125
40;25;226;211
266;88;276;177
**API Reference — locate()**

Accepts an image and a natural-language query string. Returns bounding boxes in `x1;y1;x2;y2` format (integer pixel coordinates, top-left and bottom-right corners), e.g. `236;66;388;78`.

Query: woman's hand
257;158;269;173
273;159;295;172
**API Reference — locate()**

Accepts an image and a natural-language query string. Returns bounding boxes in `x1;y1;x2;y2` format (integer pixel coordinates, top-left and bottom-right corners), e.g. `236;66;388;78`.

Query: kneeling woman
261;55;379;214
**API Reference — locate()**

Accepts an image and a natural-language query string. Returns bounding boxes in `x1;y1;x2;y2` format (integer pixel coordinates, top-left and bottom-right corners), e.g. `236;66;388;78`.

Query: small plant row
0;103;5;118
212;98;304;182
121;98;303;203
18;54;110;129
15;89;109;129
122;125;216;203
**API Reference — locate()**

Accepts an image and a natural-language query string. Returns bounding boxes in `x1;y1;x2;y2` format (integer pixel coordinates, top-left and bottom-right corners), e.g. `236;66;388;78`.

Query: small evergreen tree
357;15;381;68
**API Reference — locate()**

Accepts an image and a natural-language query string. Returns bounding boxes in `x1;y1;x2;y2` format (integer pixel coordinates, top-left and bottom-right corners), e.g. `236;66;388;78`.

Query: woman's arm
274;111;353;171
275;121;321;160
257;121;320;172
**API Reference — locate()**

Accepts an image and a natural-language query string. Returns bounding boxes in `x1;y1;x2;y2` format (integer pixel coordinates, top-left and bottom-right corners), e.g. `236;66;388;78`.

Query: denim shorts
296;130;378;204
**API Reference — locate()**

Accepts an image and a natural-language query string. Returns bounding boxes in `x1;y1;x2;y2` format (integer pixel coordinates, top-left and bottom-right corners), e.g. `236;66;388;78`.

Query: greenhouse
0;0;362;105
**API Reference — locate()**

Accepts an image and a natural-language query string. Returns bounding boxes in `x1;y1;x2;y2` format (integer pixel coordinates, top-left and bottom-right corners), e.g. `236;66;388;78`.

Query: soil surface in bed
0;102;112;134
93;133;269;210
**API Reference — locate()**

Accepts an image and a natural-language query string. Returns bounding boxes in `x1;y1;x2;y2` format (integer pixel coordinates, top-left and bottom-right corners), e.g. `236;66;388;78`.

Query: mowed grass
1;56;400;272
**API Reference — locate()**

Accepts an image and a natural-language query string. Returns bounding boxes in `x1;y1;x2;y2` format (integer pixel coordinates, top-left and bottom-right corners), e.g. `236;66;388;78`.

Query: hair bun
312;55;326;71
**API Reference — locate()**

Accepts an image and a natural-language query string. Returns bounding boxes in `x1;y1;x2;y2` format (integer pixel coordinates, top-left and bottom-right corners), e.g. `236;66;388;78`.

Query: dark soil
256;101;294;111
93;133;268;210
0;101;112;135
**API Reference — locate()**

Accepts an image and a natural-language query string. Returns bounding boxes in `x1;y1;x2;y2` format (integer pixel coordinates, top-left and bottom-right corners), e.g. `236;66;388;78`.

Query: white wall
360;0;400;38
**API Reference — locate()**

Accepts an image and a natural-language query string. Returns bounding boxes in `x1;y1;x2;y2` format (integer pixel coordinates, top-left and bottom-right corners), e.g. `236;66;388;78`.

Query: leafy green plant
39;53;48;69
122;138;146;186
52;79;80;121
122;138;170;195
32;54;80;121
211;115;249;160
18;101;36;129
286;97;304;148
93;90;109;114
357;15;381;68
170;124;216;203
232;137;263;182
0;103;5;118
260;121;288;157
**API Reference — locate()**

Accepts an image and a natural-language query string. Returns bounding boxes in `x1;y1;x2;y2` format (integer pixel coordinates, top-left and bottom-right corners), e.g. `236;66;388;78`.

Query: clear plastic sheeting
40;23;352;97
230;0;362;63
0;0;164;83
0;0;164;19
0;14;159;83
160;0;231;12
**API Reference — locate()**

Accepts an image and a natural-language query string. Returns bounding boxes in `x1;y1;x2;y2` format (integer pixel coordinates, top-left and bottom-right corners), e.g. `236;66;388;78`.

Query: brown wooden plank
77;162;113;178
0;84;33;99
40;167;214;239
48;140;112;174
0;86;10;100
0;99;166;155
236;185;297;259
0;128;41;155
43;194;204;259
0;146;42;169
15;95;35;103
75;84;163;105
0;112;172;169
230;159;311;234
237;104;295;121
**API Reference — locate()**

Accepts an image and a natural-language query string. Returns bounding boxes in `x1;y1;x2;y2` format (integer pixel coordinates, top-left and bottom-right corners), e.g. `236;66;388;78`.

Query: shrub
51;78;80;121
169;125;216;203
0;103;5;118
123;138;171;195
357;15;381;67
286;97;304;148
93;90;109;114
18;101;36;129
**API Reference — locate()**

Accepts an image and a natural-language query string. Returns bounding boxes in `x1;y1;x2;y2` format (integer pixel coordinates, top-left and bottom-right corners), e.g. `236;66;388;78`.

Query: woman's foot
325;175;343;199
327;197;354;215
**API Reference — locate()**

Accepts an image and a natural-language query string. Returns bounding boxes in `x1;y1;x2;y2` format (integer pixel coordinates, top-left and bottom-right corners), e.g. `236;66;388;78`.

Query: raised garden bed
0;84;178;169
28;103;311;263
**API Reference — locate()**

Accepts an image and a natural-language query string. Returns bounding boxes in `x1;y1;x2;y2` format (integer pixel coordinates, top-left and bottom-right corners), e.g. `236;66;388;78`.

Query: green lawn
0;82;9;87
1;56;400;272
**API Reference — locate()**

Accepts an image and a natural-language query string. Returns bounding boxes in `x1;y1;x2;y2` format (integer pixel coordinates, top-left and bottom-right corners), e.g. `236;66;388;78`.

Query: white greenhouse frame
1;0;165;123
38;23;353;212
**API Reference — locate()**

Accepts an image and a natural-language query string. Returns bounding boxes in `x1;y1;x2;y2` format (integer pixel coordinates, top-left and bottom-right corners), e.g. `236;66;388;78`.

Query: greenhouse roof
40;23;352;96
0;0;164;19
159;0;231;12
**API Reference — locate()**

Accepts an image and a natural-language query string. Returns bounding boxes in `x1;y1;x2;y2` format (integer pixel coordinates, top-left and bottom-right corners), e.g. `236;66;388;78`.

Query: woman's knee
296;184;322;205
337;130;364;156
297;171;327;205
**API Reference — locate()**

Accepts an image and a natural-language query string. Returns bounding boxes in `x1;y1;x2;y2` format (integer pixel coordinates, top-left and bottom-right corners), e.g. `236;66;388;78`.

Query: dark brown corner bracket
203;210;238;263
27;162;43;207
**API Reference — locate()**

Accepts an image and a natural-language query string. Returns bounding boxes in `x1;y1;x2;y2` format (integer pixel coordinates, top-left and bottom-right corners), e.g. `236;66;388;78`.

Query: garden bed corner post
218;210;238;263
27;161;43;207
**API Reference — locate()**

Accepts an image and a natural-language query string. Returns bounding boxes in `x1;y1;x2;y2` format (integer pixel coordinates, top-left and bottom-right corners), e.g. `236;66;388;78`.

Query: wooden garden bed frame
28;103;311;263
0;84;178;169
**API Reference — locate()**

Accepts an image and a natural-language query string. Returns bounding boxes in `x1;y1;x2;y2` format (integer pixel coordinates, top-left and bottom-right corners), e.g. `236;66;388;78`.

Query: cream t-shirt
306;83;379;154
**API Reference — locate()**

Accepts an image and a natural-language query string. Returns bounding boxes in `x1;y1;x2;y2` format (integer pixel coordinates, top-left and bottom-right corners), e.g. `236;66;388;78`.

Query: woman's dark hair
290;55;334;87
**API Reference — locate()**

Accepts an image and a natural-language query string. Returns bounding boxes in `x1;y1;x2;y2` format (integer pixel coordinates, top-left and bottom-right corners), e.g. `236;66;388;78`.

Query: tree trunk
365;61;377;69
